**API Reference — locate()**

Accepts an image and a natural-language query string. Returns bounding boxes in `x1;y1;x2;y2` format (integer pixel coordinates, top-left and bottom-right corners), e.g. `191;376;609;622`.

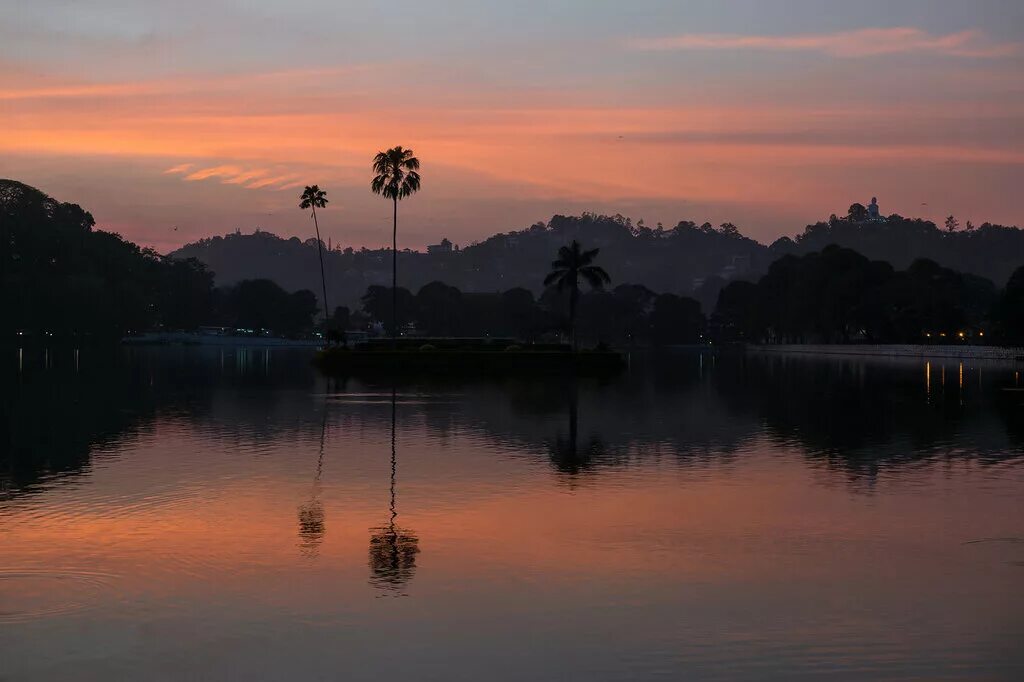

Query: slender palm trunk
311;207;329;327
569;279;579;352
392;197;398;348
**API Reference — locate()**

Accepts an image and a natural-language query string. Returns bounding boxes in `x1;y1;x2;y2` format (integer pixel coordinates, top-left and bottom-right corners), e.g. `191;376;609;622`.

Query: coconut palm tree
299;185;330;325
371;147;421;343
544;240;611;350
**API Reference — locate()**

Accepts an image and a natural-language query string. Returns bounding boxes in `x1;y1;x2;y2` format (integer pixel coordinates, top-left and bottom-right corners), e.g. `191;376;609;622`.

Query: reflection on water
2;346;1023;680
297;409;328;558
368;388;420;594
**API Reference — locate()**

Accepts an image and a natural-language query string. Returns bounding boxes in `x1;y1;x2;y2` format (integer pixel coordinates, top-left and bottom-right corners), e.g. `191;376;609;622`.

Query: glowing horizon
2;1;1022;252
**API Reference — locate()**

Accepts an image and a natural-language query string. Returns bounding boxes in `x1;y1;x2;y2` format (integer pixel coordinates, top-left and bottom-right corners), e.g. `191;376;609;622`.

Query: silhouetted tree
993;265;1024;344
712;246;997;344
1;180;216;338
371;147;421;344
543;241;611;350
719;222;741;237
215;279;319;335
362;285;415;333
945;215;960;233
299;185;330;323
848;203;869;222
713;280;759;342
416;281;464;336
498;287;538;339
649;293;704;344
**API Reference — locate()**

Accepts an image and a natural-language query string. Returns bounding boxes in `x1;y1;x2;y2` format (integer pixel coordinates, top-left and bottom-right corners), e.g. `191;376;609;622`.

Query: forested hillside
172;208;1024;313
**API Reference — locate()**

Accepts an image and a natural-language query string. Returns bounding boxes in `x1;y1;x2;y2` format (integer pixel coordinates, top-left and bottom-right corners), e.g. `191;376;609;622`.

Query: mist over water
2;347;1023;680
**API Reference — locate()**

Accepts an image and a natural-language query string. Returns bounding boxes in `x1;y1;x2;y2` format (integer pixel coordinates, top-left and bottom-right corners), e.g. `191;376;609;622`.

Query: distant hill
771;215;1024;287
171;210;1024;313
171;214;770;312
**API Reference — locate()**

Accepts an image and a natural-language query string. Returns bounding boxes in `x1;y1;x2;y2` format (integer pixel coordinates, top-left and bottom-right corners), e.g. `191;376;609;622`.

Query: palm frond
580;265;611;290
543;270;565;287
299;185;328;209
371;147;421;201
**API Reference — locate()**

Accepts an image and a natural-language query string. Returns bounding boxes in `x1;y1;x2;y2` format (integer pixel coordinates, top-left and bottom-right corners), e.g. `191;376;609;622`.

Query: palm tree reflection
548;378;603;475
369;387;420;593
297;407;328;558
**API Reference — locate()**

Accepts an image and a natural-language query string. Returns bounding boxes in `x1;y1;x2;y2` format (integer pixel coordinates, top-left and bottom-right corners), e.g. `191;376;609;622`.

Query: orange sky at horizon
2;2;1022;251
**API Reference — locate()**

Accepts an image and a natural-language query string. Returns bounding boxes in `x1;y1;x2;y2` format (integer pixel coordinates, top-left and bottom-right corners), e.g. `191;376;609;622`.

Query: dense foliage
775;210;1024;287
5;180;1021;345
1;181;319;339
1;180;214;338
357;282;706;346
173;210;1024;314
211;279;319;336
713;245;1020;344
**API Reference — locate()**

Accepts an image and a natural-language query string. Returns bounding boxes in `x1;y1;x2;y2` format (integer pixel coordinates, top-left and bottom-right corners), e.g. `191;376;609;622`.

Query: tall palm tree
299;185;330;326
544;240;611;350
371;147;421;344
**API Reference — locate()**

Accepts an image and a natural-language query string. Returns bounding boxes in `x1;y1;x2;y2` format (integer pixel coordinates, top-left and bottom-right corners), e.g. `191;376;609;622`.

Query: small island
314;337;625;376
315;238;626;376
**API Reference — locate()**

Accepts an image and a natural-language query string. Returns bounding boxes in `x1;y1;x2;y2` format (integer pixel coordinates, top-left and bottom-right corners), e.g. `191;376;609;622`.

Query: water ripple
0;568;118;624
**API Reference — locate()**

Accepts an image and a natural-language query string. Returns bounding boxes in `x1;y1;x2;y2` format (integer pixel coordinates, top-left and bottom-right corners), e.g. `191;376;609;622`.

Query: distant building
427;238;453;255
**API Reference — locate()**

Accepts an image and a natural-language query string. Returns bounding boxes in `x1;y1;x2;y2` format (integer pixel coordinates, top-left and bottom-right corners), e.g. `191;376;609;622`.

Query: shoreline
748;344;1024;362
121;333;322;348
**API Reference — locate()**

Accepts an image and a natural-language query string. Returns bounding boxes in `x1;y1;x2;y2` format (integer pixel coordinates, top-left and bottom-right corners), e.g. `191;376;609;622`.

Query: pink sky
2;1;1022;252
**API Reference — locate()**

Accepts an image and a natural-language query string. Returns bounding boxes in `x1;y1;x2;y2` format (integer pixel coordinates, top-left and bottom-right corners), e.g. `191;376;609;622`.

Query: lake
2;347;1023;680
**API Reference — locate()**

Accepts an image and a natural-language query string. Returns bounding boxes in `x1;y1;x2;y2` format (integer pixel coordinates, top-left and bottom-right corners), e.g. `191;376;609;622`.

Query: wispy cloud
184;165;245;182
165;164;298;190
245;174;302;190
0;64;384;102
629;28;1020;59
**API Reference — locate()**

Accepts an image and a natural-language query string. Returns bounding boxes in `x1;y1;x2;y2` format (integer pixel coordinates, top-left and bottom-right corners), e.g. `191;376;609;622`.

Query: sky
2;0;1022;251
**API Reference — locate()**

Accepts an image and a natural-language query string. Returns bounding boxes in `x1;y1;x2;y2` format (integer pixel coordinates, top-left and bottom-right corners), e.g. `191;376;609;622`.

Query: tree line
714;245;1024;345
352;280;704;347
5;178;1022;345
1;179;322;339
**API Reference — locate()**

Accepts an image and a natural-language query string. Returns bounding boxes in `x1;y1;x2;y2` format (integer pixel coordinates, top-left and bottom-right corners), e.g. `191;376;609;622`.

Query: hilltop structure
427;238;454;255
868;197;881;220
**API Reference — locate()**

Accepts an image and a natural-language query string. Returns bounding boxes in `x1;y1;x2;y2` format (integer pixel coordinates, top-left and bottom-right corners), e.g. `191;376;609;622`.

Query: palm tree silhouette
370;147;421;345
299;185;330;326
543;240;611;350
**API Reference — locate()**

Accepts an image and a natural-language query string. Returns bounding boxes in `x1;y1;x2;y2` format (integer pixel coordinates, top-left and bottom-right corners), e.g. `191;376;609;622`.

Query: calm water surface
2;347;1023;680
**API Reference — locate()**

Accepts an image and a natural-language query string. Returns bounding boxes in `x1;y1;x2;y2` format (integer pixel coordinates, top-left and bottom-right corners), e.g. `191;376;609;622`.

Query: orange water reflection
2;351;1023;679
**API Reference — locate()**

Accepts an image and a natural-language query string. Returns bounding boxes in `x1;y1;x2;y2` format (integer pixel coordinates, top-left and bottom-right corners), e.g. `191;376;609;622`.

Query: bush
419;344;437;351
